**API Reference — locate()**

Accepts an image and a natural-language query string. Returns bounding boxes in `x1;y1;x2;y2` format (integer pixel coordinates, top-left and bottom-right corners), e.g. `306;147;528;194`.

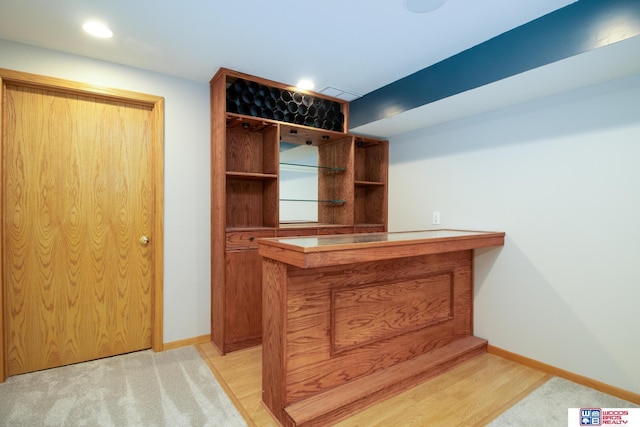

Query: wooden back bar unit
259;229;505;427
211;68;389;354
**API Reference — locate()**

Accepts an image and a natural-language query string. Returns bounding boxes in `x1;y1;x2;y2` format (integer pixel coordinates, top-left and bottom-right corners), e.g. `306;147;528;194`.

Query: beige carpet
0;346;246;427
488;376;639;426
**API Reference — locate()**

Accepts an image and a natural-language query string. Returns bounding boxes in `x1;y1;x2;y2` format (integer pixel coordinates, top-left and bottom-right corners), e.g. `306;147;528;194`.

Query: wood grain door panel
3;83;153;375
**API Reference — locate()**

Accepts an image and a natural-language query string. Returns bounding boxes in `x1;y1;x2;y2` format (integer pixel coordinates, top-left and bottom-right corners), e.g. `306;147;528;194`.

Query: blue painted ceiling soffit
349;0;640;129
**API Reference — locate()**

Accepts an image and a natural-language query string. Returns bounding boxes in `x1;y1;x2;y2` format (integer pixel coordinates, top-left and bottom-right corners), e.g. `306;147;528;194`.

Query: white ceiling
2;0;638;136
0;0;576;94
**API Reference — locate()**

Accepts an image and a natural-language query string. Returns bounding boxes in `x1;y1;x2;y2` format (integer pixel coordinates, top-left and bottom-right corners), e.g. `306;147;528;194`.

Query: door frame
0;69;165;382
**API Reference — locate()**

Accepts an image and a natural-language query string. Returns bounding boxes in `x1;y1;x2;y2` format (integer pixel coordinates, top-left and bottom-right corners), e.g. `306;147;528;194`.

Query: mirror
279;142;318;223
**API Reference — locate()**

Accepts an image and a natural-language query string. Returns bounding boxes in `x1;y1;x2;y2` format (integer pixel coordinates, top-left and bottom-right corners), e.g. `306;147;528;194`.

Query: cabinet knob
140;235;150;246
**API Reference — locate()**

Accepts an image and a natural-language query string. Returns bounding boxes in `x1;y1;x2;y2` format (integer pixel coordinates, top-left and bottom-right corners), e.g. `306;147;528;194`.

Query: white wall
280;170;319;222
389;73;640;393
0;39;211;344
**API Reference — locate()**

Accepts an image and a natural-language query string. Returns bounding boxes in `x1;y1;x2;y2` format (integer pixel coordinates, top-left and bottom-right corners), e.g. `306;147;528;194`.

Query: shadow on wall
390;73;640;163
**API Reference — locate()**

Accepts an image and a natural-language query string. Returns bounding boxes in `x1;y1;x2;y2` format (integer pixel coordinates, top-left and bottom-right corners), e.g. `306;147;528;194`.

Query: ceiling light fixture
82;21;113;38
296;79;315;91
405;0;446;13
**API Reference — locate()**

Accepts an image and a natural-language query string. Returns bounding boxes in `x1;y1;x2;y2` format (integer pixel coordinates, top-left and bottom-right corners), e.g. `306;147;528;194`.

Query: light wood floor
196;342;552;427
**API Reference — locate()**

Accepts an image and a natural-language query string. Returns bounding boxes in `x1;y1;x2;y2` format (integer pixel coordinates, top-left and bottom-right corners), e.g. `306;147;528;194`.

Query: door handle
139;235;150;246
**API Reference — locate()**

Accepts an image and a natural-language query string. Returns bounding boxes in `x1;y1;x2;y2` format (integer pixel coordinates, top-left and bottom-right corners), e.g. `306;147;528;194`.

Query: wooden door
0;70;164;379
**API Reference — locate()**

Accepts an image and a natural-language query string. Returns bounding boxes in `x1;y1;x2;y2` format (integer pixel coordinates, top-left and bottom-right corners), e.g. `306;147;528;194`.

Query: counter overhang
258;229;505;268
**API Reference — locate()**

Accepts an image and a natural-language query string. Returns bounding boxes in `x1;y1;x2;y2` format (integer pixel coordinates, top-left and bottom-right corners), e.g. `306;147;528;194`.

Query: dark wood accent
260;230;505;426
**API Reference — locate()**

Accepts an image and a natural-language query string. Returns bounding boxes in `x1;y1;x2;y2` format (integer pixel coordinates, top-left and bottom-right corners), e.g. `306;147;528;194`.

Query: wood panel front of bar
259;230;505;427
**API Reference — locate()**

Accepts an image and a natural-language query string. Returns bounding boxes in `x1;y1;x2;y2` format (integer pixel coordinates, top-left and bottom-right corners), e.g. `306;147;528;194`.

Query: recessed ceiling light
83;21;113;38
296;79;315;91
405;0;446;13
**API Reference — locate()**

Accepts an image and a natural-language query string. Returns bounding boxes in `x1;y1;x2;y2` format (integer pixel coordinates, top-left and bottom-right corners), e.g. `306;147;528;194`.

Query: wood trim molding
151;96;165;353
0;68;162;105
163;334;212;351
487;345;640;405
0;76;4;383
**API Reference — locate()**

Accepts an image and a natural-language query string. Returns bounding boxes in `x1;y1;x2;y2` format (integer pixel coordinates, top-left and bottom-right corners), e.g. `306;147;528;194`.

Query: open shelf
355;180;385;186
226;171;278;180
354;137;388;227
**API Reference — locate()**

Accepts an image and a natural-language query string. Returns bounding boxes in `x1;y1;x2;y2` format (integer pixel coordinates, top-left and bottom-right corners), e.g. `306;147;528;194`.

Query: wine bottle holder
226;78;345;132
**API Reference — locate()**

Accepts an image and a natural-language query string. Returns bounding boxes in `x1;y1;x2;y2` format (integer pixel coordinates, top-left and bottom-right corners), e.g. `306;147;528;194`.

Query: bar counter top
258;229;505;268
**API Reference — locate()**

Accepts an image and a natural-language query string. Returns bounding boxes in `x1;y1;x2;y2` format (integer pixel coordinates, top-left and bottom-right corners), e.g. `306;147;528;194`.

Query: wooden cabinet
210;68;388;354
259;230;506;426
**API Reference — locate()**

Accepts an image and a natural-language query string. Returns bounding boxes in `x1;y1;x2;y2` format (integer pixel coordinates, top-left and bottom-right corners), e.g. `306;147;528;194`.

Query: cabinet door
225;250;263;349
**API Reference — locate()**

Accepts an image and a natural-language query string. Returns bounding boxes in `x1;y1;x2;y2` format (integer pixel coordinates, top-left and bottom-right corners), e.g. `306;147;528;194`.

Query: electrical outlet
432;211;441;225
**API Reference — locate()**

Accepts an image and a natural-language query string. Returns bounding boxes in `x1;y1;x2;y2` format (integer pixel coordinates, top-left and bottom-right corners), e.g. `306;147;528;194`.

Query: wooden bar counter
258;229;505;427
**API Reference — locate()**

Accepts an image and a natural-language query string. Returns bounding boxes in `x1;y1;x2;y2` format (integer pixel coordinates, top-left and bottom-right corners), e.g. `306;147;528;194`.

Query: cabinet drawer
318;226;355;236
226;230;275;250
